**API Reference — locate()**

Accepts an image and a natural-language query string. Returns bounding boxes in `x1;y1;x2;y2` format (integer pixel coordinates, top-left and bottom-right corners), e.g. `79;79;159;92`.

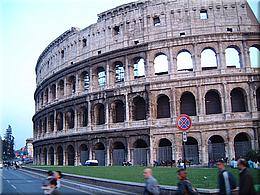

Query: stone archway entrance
48;147;54;165
234;133;252;159
79;144;89;165
57;146;63;165
208;135;225;162
184;137;199;164
67;145;75;166
112;142;126;165
132;139;149;166
157;138;172;163
94;142;105;166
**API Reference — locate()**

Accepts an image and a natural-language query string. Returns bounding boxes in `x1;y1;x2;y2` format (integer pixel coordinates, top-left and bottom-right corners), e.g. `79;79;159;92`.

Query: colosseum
33;0;260;167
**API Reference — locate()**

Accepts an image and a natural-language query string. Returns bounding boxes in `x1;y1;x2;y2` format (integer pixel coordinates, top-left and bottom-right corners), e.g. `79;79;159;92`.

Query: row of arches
35;87;260;134
38;132;252;166
36;45;260;110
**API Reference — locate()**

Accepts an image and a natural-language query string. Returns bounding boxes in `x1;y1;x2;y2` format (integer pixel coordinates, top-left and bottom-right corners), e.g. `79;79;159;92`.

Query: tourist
54;171;62;188
143;168;160;195
48;179;61;195
176;169;198;195
237;158;256;195
216;159;237;195
230;158;237;168
42;171;54;194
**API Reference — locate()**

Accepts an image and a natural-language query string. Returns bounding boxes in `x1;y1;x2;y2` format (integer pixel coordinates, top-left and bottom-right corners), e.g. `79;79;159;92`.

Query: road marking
11;184;17;189
7;180;10;184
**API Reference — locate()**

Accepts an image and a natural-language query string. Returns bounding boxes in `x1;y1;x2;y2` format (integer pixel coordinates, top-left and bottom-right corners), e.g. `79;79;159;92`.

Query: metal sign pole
183;141;186;169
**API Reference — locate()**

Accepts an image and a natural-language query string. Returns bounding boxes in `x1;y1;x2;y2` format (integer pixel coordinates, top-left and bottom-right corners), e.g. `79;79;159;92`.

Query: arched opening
133;58;145;78
79;144;89;165
80;71;90;91
249;46;260;68
133;96;146;121
40;92;44;106
231;88;247;112
154;54;168;75
180;92;196;116
157;95;170;118
50;84;56;100
57;146;63;165
79;106;88;127
49;114;54;132
115;61;125;83
44;88;49;104
67;75;76;95
201;48;218;70
225;47;241;68
56;112;63;131
94;103;105;125
97;67;106;87
177;51;193;72
94;142;105;166
112;142;126;165
157;138;172;163
184;137;199;164
112;100;125;123
205;90;222;115
256;87;260;111
58;80;64;98
43;117;47;133
208;135;225;162
234;132;252;159
133;139;149;165
43;148;47;165
48;147;54;165
66;109;75;129
67;145;75;166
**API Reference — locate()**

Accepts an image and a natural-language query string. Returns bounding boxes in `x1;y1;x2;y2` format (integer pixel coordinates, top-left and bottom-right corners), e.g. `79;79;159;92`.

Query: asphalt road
0;168;136;195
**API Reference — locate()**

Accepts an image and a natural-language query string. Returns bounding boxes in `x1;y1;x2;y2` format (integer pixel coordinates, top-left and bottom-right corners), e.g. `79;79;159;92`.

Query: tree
2;125;15;160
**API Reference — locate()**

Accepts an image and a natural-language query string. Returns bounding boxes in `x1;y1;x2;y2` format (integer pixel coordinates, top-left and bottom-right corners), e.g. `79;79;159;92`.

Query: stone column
106;143;111;166
218;42;226;71
89;146;93;160
63;149;67;166
74;109;78;132
146;52;155;78
64;77;67;97
105;102;109;127
63;112;66;132
54;151;57;165
125;56;129;83
53;110;57;133
75;146;80;166
127;137;131;162
106;62;110;88
87;101;92;130
242;41;251;70
168;47;176;78
89;68;93;93
125;93;130;125
193;44;202;73
75;73;79;95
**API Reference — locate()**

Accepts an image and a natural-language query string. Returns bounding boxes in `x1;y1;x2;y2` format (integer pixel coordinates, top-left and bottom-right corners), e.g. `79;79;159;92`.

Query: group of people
143;158;256;195
230;158;260;169
42;170;62;195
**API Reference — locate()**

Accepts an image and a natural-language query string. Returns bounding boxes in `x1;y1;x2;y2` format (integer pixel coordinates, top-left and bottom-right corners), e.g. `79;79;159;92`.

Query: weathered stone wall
33;0;260;166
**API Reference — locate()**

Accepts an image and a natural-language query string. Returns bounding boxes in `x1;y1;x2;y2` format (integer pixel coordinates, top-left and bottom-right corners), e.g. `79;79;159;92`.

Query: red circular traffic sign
177;114;192;131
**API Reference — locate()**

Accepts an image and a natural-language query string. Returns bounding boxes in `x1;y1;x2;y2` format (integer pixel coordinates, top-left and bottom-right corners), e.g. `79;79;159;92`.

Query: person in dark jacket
143;168;160;195
176;169;198;195
216;159;237;195
237;158;256;195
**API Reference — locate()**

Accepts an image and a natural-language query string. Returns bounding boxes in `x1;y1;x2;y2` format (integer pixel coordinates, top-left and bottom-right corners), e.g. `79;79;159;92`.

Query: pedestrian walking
237;158;256;195
216;159;237;195
176;169;198;195
143;168;160;195
42;171;54;194
48;179;61;195
54;171;62;188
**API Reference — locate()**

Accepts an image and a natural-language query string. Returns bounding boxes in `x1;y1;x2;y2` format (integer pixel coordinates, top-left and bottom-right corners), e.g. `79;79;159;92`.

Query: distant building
26;138;33;158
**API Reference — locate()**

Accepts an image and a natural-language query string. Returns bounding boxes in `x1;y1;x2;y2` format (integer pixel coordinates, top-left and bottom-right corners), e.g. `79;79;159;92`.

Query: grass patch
31;166;260;189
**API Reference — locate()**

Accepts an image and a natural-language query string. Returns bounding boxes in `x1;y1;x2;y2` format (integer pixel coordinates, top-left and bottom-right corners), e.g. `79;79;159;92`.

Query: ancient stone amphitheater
33;0;260;166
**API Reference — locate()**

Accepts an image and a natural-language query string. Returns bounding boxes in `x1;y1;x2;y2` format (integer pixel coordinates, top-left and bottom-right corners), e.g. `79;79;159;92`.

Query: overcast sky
0;0;259;149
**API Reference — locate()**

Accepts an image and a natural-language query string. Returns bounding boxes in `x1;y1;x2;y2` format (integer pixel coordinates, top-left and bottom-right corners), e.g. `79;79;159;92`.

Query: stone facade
33;0;260;166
